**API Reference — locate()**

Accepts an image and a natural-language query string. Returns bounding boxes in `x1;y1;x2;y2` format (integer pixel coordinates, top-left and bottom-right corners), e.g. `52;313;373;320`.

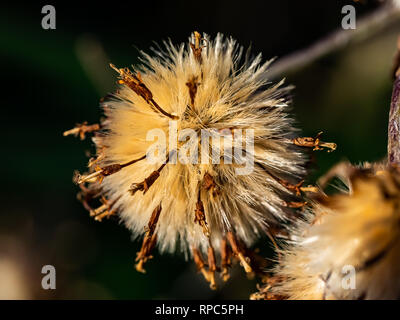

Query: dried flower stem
388;38;400;165
267;0;400;79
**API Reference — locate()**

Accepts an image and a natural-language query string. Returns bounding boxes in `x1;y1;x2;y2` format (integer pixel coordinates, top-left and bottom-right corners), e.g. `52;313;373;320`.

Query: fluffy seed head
71;32;307;279
271;164;400;300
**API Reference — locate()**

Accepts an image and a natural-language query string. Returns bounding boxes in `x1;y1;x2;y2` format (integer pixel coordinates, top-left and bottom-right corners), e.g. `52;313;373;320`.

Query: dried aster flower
65;32;334;288
264;163;400;300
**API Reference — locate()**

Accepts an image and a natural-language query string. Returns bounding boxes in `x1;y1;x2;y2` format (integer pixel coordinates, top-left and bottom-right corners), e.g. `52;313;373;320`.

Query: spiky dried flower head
65;32;335;288
263;163;400;300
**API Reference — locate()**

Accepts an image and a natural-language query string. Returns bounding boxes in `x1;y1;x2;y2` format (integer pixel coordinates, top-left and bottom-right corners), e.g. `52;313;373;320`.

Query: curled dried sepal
190;31;205;64
277;178;319;196
251;276;286;300
75;164;122;185
220;238;232;282
129;161;168;196
77;184;101;213
282;200;308;208
192;248;211;284
194;196;210;237
110;63;178;120
190;232;269;287
207;245;217;290
88;146;106;168
75;155;147;185
186;75;201;106
135;204;162;273
202;173;220;196
90;196;119;222
63;122;100;140
93;209;116;222
110;64;152;101
227;232;252;274
292;131;337;152
77;185;119;222
202;173;215;190
129;170;160;196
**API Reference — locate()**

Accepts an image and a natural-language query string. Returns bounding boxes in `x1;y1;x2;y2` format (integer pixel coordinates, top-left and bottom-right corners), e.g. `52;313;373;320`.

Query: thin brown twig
267;1;400;79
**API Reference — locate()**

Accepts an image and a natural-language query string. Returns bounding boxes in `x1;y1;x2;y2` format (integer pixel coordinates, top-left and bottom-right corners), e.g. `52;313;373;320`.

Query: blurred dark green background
1;0;399;299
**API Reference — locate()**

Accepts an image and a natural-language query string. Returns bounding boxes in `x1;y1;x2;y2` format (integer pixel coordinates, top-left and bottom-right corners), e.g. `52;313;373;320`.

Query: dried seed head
67;32;317;285
268;164;400;300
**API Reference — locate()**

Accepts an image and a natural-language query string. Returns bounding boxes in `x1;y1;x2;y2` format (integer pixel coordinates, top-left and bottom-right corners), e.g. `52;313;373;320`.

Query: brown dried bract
194;195;210;237
90;195;119;222
242;244;270;277
292;131;337;152
203;173;215;190
110;64;178;119
110;64;152;101
75;164;121;185
202;172;220;196
76;155;147;185
129;171;160;196
192;248;211;284
88;146;106;168
77;184;101;213
190;31;205;64
129;160;167;196
283;200;308;208
277;178;319;196
186;75;200;106
250;275;286;300
135;204;162;273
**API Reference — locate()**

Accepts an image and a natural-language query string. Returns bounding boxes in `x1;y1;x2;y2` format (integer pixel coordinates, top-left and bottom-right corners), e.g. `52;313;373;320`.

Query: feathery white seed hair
272;163;400;299
91;32;305;257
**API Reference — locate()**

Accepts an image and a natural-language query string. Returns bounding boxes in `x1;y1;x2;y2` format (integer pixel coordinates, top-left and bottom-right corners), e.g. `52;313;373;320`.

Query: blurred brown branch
268;0;400;79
